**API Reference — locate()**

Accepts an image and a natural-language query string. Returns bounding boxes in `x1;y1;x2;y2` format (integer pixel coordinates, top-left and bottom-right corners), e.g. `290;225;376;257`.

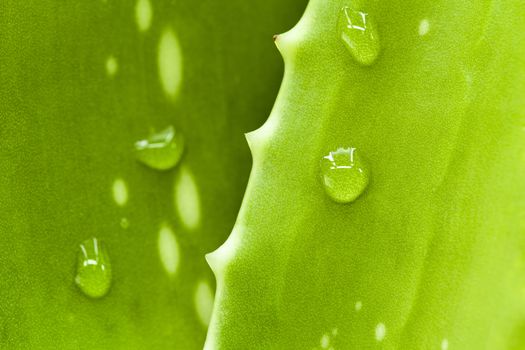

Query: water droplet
320;333;330;348
320;147;369;203
134;126;185;170
75;238;112;298
112;178;128;206
194;280;215;327
419;19;430;36
441;338;449;350
338;6;380;66
157;224;180;276
135;0;152;32
355;301;363;311
105;55;118;77
375;323;386;342
158;28;183;99
175;166;201;230
120;217;130;229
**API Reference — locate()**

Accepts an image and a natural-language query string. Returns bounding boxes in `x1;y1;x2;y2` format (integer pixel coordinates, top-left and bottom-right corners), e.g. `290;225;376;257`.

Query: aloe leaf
206;0;525;348
0;0;306;348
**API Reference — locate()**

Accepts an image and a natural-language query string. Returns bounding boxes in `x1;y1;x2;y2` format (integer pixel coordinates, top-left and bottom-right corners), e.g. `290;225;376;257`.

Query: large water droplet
134;125;184;170
320;147;369;203
338;6;380;66
75;238;112;298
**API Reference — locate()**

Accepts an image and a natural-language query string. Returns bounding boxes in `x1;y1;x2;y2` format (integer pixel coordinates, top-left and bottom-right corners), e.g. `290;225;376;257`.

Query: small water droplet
112;178;129;206
158;28;183;99
441;338;449;350
355;301;363;311
158;224;180;276
120;217;130;229
338;6;380;66
75;238;112;298
135;125;184;170
194;280;215;327
320;333;330;348
105;55;118;77
175;166;201;230
320;147;369;203
375;323;386;342
135;0;152;32
418;19;430;36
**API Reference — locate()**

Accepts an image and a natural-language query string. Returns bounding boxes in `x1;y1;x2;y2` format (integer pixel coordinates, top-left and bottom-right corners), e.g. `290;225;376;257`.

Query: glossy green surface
0;0;306;348
207;0;525;348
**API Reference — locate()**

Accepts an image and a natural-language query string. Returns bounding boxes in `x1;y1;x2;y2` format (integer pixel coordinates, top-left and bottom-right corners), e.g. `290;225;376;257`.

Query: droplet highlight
105;55;118;77
157;224;180;276
120;217;130;229
175;166;201;230
75;238;112;298
135;0;152;32
419;19;430;36
194;280;215;327
320;147;369;203
338;6;380;66
112;178;129;206
441;338;449;350
319;328;338;349
135;125;185;170
320;334;330;348
158;28;183;99
375;323;386;342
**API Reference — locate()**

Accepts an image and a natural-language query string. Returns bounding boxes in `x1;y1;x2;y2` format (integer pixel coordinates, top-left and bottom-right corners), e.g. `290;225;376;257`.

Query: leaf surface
206;0;525;348
0;0;306;348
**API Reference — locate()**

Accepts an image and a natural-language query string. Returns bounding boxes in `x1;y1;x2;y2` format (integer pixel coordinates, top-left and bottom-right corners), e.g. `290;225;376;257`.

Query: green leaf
206;0;525;348
0;0;306;348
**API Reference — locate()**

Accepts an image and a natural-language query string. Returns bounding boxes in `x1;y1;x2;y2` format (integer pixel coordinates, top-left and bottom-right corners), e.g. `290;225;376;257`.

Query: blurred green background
0;0;307;348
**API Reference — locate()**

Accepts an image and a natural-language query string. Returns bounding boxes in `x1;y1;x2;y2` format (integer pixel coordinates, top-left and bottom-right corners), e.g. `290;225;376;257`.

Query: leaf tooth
273;30;298;63
244;130;264;159
244;130;259;155
206;226;242;278
245;108;283;160
272;4;313;63
248;18;309;157
205;249;224;278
